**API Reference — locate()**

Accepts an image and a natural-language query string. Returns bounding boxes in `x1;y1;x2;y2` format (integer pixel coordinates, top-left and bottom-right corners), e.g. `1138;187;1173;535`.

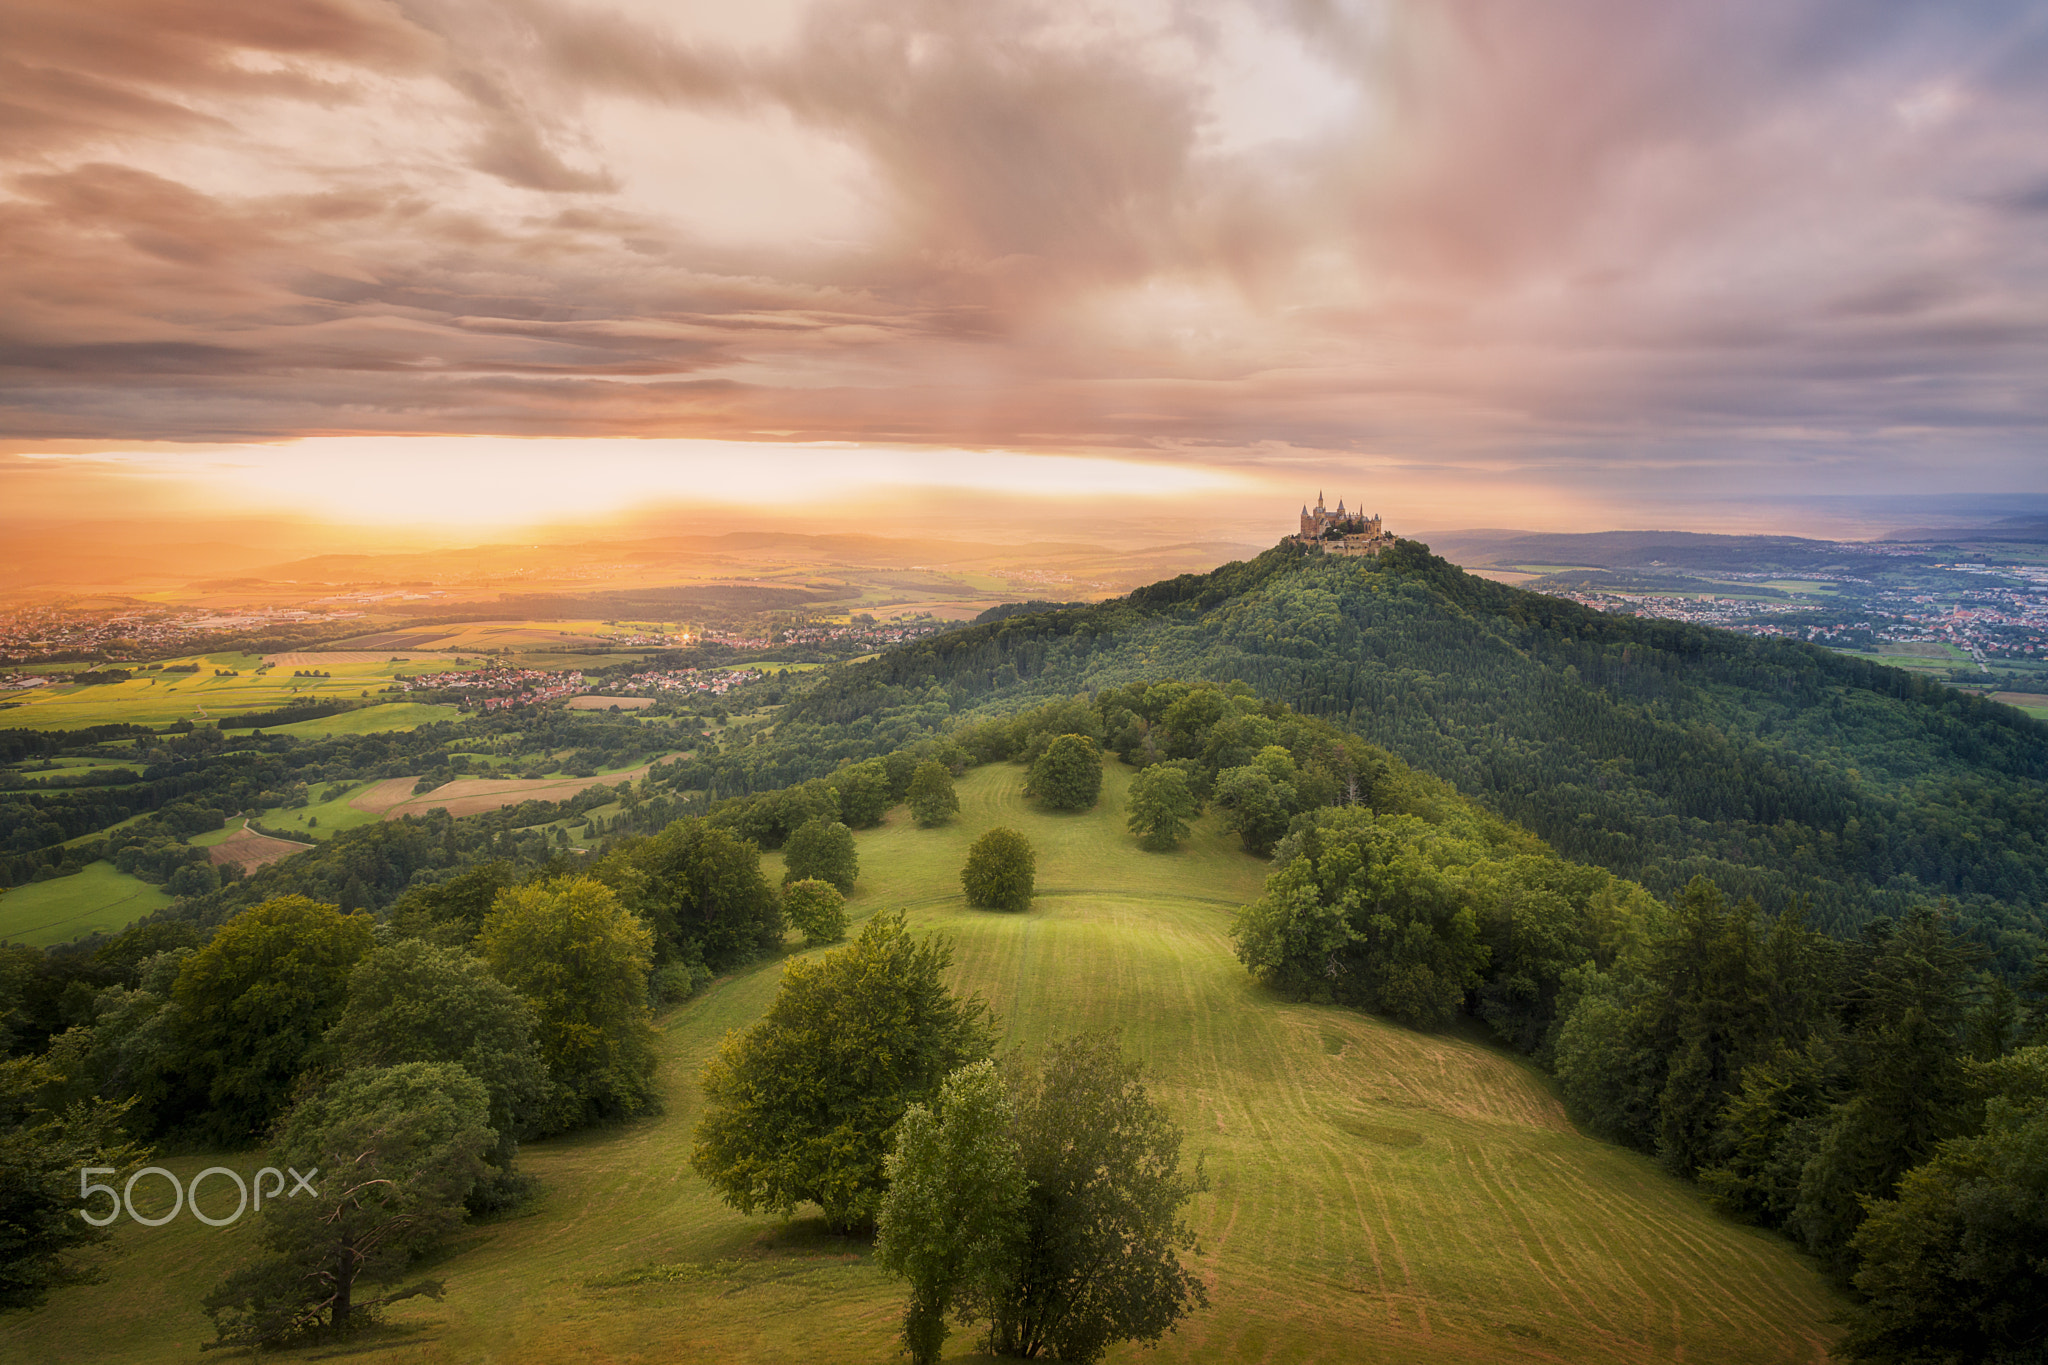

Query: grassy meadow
3;763;1842;1363
0;861;175;947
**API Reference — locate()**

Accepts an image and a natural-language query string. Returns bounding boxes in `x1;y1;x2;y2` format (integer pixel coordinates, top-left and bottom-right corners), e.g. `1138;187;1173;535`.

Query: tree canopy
988;1034;1209;1362
610;818;781;969
478;876;658;1133
328;939;547;1199
1841;1047;2048;1362
963;828;1036;913
691;911;993;1232
1231;807;1492;1027
877;1039;1209;1364
875;1059;1027;1365
782;878;848;948
0;1055;148;1314
167;895;376;1145
1026;734;1102;812
203;1062;492;1348
908;760;961;828
783;817;859;893
1125;762;1200;852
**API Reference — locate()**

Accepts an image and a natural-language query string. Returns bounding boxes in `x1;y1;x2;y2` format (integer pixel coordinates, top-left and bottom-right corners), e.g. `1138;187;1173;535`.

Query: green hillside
4;764;1840;1364
762;541;2047;964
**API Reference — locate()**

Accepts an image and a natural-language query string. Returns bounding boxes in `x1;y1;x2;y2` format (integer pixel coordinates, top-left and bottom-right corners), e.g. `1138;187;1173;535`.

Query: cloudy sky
3;0;2046;536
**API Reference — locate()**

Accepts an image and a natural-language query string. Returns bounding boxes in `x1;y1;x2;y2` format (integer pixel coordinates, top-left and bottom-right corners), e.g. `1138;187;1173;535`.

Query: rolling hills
3;763;1841;1364
762;540;2048;966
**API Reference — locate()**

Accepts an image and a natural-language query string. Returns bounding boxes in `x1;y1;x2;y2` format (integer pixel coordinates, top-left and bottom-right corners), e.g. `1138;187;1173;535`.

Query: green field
0;861;174;947
0;655;450;730
258;702;464;738
4;763;1841;1362
250;780;389;841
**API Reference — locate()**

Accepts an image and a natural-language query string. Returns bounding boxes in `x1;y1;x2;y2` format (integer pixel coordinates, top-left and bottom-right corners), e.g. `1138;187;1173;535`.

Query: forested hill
790;539;2048;964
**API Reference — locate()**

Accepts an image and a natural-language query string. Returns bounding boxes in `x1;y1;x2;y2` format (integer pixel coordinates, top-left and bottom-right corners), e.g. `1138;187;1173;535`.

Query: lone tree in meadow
908;760;961;828
1126;762;1201;852
784;817;859;892
691;912;994;1232
782;878;848;948
875;1060;1028;1365
875;1035;1209;1364
1026;734;1102;812
962;828;1036;912
203;1062;493;1348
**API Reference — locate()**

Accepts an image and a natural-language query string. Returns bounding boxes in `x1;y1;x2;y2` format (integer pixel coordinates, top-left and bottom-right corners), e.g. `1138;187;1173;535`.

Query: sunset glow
2;0;2045;550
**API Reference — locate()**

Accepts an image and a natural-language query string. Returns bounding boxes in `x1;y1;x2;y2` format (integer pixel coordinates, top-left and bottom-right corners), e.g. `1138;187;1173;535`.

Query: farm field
1987;690;2048;719
206;822;313;874
4;763;1842;1363
258;702;464;737
363;758;673;821
0;861;174;947
0;655;473;730
326;620;653;653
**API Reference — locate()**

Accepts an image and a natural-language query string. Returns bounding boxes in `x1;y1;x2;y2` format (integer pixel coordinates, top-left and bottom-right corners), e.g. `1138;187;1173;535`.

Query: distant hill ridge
790;539;2048;965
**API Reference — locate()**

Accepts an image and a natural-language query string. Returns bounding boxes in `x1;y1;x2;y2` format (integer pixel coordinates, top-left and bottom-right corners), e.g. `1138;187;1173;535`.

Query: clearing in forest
5;763;1842;1364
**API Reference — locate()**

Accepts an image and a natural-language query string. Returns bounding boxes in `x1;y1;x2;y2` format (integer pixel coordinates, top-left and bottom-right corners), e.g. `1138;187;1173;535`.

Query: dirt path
209;821;314;872
379;757;677;821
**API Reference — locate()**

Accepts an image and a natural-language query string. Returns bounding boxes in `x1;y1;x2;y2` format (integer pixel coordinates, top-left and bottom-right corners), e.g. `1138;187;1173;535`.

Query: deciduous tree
1026;734;1101;812
986;1034;1209;1362
784;817;859;893
1125;762;1199;852
1231;808;1488;1026
875;1059;1027;1365
782;878;848;948
167;895;376;1144
963;828;1036;913
908;760;960;828
1212;747;1298;856
203;1062;492;1347
0;1056;148;1313
692;912;993;1231
479;876;657;1133
1840;1048;2048;1363
328;940;547;1206
830;759;893;829
608;818;781;969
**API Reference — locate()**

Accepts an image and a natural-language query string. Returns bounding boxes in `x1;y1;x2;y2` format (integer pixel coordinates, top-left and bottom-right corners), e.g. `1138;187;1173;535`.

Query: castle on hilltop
1293;493;1394;557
